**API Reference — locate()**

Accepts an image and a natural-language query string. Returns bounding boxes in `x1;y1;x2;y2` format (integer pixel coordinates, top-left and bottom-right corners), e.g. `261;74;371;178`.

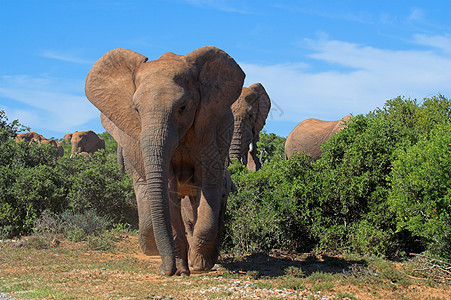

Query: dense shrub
256;131;286;165
389;122;451;259
226;95;451;259
57;151;137;225
0;111;137;238
225;153;314;253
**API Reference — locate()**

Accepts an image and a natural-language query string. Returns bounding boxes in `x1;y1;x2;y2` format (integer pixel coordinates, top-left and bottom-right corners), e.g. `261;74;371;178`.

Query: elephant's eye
178;104;187;115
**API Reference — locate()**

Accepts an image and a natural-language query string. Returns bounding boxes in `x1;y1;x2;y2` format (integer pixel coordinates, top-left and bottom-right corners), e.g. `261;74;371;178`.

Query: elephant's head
85;47;244;275
70;131;85;155
70;130;104;155
229;83;271;166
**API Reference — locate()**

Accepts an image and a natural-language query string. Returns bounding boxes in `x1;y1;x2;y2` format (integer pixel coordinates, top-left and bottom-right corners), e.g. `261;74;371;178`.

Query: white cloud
182;0;250;14
0;75;98;134
413;34;451;54
408;8;424;22
240;34;451;124
41;50;92;64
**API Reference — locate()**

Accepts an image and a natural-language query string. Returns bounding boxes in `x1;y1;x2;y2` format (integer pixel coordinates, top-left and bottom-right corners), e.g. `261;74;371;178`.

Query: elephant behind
285;115;351;160
85;46;245;276
229;83;271;171
63;133;73;143
70;130;105;156
15;132;45;143
41;139;65;157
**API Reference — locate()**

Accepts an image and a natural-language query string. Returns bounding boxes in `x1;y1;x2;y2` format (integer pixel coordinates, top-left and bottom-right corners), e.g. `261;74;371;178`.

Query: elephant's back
285;118;338;160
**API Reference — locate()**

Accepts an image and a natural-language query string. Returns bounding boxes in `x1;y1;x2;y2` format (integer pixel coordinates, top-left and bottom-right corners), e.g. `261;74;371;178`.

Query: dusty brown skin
85;47;245;276
70;130;105;156
229;83;271;171
41;139;64;157
15;132;64;157
285;115;351;160
63;133;73;143
15;132;46;143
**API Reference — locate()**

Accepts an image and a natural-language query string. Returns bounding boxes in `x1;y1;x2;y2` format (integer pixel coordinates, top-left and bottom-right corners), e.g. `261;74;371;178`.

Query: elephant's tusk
248;142;253;153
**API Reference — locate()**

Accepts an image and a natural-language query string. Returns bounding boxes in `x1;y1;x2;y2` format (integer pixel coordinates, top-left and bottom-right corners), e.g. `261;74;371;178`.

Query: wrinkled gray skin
229;83;271;171
70;130;105;156
86;47;245;276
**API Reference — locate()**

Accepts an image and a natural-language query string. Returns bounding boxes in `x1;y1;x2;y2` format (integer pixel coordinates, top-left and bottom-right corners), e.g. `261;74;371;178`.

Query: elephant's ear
85;48;148;140
249;83;271;137
184;46;245;137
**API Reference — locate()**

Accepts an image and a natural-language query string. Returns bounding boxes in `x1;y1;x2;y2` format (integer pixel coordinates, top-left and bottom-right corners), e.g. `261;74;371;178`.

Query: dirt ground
0;235;449;299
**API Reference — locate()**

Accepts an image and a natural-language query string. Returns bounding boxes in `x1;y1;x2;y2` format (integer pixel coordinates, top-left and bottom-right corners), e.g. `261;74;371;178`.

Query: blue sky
1;0;450;139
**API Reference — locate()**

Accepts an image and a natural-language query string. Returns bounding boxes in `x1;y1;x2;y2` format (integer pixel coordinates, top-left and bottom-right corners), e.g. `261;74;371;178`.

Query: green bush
58;151;137;226
225;153;314;253
226;95;450;260
309;95;451;258
0;111;137;238
389;122;451;259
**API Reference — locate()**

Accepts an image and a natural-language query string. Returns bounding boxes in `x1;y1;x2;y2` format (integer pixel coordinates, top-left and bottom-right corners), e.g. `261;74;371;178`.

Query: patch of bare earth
0;236;449;299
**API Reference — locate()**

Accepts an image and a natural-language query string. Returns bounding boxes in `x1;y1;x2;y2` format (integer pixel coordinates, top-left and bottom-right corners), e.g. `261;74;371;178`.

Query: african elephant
70;130;105;156
229;83;271;171
285;115;352;160
41;139;64;157
63;133;73;143
15;132;64;157
15;132;45;143
85;47;245;276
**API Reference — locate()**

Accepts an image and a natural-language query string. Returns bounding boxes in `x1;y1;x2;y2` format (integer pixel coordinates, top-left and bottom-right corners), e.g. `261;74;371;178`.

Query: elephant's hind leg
134;177;159;255
169;171;190;276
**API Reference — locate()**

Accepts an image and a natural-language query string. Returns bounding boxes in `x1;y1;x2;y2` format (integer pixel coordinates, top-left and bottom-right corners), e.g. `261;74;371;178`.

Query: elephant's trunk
140;118;177;276
229;119;251;165
229;133;244;163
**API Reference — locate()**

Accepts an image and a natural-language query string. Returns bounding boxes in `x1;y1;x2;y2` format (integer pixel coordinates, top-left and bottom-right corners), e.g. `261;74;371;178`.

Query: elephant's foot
188;247;218;271
175;257;190;276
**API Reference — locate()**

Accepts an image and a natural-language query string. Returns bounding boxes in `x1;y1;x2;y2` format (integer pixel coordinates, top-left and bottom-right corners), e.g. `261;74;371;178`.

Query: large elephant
229;83;271;171
70;130;105;156
85;47;245;276
285;115;352;160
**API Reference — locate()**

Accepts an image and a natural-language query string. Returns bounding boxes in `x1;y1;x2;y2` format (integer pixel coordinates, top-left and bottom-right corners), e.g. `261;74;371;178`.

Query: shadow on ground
218;250;368;278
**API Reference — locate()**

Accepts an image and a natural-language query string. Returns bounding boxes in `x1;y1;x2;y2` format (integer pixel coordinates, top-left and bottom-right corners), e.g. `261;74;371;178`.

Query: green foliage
99;131;118;155
0;110;30;143
226;95;451;260
256;131;286;164
225;153;314;253
0;111;136;238
57;150;137;225
389;122;451;259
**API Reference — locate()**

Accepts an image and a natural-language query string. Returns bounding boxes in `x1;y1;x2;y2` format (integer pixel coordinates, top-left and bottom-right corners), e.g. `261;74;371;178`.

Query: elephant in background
15;132;64;157
70;130;105;156
41;139;64;157
285;115;352;160
15;132;45;143
229;83;271;171
85;47;245;276
64;133;73;143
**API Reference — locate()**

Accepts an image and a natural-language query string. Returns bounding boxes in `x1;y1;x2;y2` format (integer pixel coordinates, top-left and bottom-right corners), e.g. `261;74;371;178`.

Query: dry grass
0;235;449;299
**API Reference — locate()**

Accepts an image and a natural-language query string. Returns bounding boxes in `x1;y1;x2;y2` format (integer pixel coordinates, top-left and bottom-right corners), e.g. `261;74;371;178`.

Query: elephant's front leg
168;168;190;276
189;166;224;271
